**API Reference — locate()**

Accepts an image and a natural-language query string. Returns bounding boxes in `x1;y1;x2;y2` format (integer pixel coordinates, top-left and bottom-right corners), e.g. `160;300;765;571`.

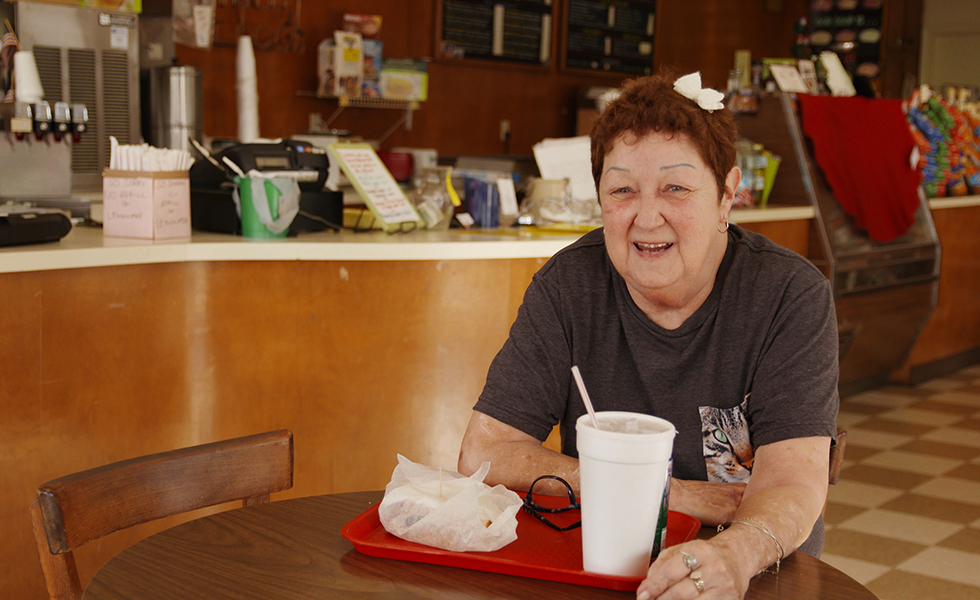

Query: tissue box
102;169;191;239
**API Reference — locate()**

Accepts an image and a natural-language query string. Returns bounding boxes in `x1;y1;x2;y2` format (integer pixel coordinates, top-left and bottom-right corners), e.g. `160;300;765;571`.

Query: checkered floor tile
822;365;980;600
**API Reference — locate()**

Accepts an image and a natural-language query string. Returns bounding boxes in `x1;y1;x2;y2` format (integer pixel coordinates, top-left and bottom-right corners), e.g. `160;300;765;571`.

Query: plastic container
237;177;288;239
412;167;455;230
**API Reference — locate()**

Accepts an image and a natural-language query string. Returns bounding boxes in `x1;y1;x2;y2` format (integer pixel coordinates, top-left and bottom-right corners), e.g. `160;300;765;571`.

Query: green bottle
652;458;672;558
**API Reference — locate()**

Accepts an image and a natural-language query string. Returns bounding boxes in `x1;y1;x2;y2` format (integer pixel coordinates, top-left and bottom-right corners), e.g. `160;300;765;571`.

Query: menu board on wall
809;0;883;79
440;0;553;64
563;0;656;75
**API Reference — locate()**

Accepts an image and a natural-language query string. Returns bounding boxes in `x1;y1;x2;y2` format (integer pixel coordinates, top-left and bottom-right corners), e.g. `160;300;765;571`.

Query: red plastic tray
341;496;701;591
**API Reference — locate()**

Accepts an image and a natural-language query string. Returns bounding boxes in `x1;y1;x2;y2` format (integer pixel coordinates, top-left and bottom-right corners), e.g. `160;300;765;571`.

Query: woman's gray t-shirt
473;225;839;554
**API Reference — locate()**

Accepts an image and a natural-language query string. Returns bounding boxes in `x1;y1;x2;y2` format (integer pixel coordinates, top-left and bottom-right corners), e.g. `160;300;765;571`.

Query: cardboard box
316;39;335;97
102;169;191;239
342;13;381;38
359;39;383;97
379;59;428;102
333;30;364;97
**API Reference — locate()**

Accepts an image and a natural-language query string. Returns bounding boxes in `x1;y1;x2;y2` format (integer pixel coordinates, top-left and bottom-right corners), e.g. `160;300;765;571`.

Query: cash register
189;139;343;234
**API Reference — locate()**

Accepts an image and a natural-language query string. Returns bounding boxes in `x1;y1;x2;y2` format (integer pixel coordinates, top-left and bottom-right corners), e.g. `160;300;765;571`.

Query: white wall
920;0;980;89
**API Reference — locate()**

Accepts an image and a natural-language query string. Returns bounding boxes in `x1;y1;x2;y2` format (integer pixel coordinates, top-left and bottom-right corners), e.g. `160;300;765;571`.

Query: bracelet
717;518;783;574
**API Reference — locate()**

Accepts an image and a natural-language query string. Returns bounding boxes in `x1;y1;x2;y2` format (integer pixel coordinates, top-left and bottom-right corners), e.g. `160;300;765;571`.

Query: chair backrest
829;426;847;485
31;429;293;600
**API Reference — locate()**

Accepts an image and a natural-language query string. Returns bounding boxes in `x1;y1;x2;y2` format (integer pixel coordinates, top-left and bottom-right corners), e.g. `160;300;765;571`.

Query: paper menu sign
496;177;519;216
769;64;809;94
819;51;856;97
532;136;596;202
328;143;420;230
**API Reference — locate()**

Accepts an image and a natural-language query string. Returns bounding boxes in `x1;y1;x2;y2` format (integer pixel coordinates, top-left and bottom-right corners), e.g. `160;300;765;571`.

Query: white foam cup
576;411;675;578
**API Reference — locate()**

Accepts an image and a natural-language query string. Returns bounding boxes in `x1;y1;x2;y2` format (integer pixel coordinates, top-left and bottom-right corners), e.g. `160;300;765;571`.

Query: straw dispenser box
101;139;195;239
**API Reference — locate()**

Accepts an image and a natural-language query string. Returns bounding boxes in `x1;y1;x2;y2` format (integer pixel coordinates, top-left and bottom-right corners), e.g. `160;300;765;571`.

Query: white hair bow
673;72;725;112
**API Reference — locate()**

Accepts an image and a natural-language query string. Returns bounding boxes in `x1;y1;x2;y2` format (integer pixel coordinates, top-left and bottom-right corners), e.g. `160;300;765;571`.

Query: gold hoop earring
718;216;729;233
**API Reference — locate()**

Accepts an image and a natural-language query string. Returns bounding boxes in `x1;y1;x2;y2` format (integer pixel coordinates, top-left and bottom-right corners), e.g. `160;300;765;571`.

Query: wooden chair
829;426;847;485
30;429;293;600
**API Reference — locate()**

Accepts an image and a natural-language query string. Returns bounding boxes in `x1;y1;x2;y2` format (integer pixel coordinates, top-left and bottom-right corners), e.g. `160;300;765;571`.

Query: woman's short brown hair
590;71;738;202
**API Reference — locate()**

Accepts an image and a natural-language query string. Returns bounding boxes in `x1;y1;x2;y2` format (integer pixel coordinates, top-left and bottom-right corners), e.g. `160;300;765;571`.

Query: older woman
458;71;838;600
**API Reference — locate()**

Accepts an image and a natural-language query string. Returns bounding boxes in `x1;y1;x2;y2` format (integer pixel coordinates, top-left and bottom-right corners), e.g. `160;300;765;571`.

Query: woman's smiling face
600;130;738;317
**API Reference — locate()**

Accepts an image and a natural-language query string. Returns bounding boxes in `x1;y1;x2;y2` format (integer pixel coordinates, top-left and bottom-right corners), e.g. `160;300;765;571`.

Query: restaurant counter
0;205;814;274
2;205;813;600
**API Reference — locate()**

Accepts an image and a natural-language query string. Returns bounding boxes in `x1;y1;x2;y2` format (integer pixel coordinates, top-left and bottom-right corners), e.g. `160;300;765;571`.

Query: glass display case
734;92;940;390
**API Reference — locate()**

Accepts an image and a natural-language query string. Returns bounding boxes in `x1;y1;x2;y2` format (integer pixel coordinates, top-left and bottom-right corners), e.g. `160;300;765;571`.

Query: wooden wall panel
654;0;809;90
173;0;818;156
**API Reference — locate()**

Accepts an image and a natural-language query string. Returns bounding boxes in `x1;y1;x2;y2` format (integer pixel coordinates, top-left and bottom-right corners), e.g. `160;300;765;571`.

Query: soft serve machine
0;1;140;244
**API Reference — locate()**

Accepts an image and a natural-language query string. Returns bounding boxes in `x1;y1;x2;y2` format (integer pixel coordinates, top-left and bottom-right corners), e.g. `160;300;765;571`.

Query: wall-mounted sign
563;0;656;75
440;0;553;65
809;0;883;79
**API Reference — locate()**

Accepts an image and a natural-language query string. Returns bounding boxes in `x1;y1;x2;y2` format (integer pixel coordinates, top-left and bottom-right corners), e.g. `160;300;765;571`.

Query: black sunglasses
521;475;582;532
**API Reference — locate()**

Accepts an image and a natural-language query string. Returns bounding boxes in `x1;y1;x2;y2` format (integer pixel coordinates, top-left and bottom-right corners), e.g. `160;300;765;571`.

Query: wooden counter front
1;209;812;599
894;199;980;381
4;255;553;599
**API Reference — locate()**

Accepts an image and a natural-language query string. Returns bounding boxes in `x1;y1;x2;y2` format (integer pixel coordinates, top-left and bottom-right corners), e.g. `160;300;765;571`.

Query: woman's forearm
458;411;580;496
715;481;826;578
668;478;746;526
716;436;830;574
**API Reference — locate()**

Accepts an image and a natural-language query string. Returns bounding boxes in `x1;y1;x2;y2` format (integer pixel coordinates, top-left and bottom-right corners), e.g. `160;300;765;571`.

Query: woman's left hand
636;540;750;600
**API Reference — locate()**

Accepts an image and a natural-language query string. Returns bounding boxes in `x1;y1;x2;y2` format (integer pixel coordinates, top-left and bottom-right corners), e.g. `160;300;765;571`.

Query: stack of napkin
109;136;195;171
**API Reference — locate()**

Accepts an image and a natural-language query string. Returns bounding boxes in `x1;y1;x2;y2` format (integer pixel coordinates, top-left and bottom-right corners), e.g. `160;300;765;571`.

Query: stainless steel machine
0;1;140;205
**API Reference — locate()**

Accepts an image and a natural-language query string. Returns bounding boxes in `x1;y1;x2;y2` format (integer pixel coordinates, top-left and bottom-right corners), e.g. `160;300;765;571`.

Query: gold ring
692;576;705;593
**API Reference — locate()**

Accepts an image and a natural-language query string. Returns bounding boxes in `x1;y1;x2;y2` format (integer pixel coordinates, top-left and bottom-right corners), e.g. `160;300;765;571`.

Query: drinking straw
571;365;600;429
4;19;21;50
221;156;247;178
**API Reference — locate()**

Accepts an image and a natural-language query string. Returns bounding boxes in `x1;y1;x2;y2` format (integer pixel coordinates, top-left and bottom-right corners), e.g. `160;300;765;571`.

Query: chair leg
31;500;82;600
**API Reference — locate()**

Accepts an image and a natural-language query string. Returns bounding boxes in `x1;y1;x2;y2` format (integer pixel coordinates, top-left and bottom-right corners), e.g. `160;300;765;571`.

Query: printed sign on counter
328;143;421;232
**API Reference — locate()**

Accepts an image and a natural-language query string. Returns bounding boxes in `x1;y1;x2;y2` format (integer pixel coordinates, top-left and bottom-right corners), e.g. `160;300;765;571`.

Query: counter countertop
0;205;815;274
928;196;980;210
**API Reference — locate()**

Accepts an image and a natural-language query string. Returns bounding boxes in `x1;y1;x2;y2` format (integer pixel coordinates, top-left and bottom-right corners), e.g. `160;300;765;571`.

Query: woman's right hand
669;478;746;526
637;538;752;600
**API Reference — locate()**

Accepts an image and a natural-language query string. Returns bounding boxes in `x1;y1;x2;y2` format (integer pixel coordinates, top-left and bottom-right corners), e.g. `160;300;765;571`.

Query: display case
735;93;940;390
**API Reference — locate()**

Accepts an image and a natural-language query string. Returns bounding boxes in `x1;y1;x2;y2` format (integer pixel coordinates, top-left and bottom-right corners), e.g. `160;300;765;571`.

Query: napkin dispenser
189;140;342;234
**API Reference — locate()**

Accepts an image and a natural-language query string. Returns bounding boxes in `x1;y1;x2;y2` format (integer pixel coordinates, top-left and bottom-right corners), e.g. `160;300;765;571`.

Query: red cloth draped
797;94;921;243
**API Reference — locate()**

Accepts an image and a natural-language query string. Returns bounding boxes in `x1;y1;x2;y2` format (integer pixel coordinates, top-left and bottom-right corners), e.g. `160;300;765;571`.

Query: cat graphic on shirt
699;395;754;483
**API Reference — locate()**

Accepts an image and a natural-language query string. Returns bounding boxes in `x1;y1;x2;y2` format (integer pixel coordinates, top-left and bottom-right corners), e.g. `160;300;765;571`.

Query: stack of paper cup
236;35;260;142
14;51;44;104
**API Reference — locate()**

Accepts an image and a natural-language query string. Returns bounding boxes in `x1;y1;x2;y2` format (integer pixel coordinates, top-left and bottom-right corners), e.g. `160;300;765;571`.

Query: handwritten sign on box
103;170;192;239
328;143;420;232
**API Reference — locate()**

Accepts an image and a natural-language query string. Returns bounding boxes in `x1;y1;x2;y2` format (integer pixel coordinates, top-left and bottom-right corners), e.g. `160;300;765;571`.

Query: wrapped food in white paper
378;455;521;552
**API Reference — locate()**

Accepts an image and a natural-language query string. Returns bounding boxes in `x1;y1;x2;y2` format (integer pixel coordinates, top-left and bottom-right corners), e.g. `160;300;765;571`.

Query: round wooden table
82;491;878;600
